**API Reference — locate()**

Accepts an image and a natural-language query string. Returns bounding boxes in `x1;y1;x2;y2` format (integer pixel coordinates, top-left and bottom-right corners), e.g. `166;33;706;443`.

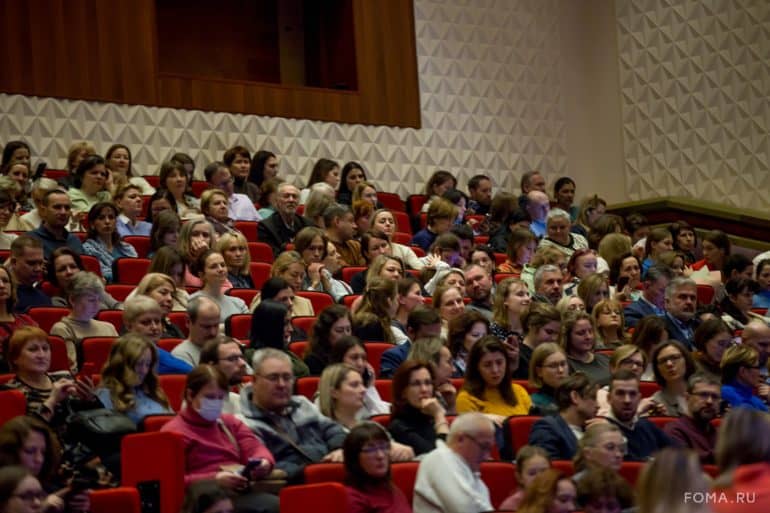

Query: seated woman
147;246;189;310
420;170;456;213
528;343;569;416
516;468;577;513
330;336;390;418
0;466;51;513
105;144;155;196
537;208;589;259
562;249;598;297
249;252;314;316
249;300;309;378
410;198;458;252
388;360;450;456
302;184;335;227
189;250;248;323
335;161;365;205
370;209;423;270
630;315;668;382
96;334;173;424
456;336;532;431
352;200;375;239
159;159;201;221
520;302;562;374
575;467;634;513
58;141;95;189
407;336;457;414
640;227;674;277
68;155;111;221
595;344;657;417
720;277;768;331
591;298;628;349
560;311;611;386
352;277;398;344
161;365;278;513
0;416;90;513
50;271;119;372
201;189;237;237
131;273;186;338
81;202;138;282
181;220;231;290
434;284;466;340
392;276;424;344
215;232;253;289
318;363;369;429
669;220;697;265
123;295;193;375
145;188;178;225
447;311;489;377
576;273;610;316
609;252;642;303
499;445;551;511
0;267;38;370
3;327;100;427
0;188;20;249
299;158;339;205
148;208;181;259
693;229;731;272
352;181;382;210
489;278;530;361
720;345;769;412
343;422;412;513
649;340;696;416
496;228;536;276
692;318;733;381
294;227;351;301
424;266;465;298
114;183;152;237
303;305;352;375
753;258;770;310
470;244;496;276
256;177;283;220
571;423;625;483
351;246;404;295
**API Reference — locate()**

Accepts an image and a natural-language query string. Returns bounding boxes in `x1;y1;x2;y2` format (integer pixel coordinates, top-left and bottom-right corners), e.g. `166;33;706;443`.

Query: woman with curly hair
95;334;173;423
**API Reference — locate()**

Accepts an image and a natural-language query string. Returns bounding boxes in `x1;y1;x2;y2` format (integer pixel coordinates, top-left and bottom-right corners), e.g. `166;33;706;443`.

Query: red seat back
113;258;151;285
191;181;209;197
370;413;391;428
639;381;661;398
296;291;334;312
104;285;135;302
295;376;319;399
157;338;183;353
226;288;259;305
303;463;345;484
480;461;517;509
96;310;124;333
697;284;715;305
141;414;175;432
647;416;676;431
225;314;252;339
249;262;272;290
374;379;393;402
248;242;274;263
80;254;102;276
26;307;70;332
618;461;646;486
158;375;186;411
505;415;541;458
122;432;185;513
0;390;26;425
342;294;360;308
234;221;259;241
291;316;316;337
288;341;308;359
378;192;406;213
341;266;366;284
124;236;150;258
167;312;189;337
48;336;71;372
90;487;141;513
82;337;118;373
391;462;420;501
280;482;347;513
363;342;394;378
392;211;412;234
391;232;412;245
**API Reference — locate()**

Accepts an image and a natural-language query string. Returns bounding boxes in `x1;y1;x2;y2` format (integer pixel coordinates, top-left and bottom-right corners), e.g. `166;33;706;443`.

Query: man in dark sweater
9;235;51;312
602;369;671;461
663;373;720;464
257;183;314;256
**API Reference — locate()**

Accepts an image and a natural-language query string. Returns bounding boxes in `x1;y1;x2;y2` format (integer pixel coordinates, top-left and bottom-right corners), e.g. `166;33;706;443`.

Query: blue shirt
116;215;152;238
722;381;769;412
157;348;193;375
95;387;173;424
29;225;84;260
753;290;770;310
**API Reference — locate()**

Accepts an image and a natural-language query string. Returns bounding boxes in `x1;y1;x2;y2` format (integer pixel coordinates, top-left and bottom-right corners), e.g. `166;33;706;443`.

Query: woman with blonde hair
95;334;173;423
352;181;380;208
352;277;398;343
595;344;658;416
528;343;569;416
576;273;610;314
433;283;466;338
179;219;227;289
248;251;314;316
370;208;424;270
123;295;192;374
560;311;611;386
317;363;367;429
215;231;253;289
517;468;577;513
147;247;189;308
131;273;186;337
572;422;625;481
637;448;710;513
592;298;628;349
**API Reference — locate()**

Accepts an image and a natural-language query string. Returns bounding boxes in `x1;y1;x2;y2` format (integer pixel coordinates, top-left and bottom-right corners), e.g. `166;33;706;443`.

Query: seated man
257;183;314;256
528;372;598;460
9;235;52;312
380;308;442;378
413;412;494;513
199;335;251;415
623;265;671;328
532;264;563;305
464;264;494;320
601;369;671;461
662;277;700;350
205;161;261;221
720;345;769;412
171;296;221;366
741;320;770;385
238;348;346;483
664;373;720;464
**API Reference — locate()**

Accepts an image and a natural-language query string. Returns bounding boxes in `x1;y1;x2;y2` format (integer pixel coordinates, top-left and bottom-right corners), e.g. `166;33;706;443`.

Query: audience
8;236;52;311
720;344;768;411
28;189;84;259
528;343;569;416
498;445;551;511
663;373;720;464
649;339;696;416
81;201;138;281
560;311;611;386
172;296;222;367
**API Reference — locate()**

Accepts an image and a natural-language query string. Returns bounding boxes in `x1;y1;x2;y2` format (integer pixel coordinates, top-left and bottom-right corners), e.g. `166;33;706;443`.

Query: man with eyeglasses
663;373;720;464
172;296;222;366
28;189;83;259
602;369;671;461
238;348;346;483
529;372;599;460
199;335;251;415
413;412;494;513
204;161;261;221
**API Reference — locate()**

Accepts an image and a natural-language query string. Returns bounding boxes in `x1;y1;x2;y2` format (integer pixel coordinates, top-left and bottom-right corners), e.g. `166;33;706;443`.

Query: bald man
525;190;550;238
742;320;770;384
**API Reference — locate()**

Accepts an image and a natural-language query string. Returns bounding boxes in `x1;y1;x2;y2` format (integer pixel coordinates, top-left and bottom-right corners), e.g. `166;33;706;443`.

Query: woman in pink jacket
162;365;278;513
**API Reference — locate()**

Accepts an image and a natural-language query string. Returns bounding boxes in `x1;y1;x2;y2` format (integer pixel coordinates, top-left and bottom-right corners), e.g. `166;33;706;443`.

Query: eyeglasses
256;373;295;384
12;491;47;503
464;433;494;453
361;443;390;455
541;361;568;370
220;354;245;363
408;379;433;388
656;354;683;366
620;359;645;369
691;391;721;401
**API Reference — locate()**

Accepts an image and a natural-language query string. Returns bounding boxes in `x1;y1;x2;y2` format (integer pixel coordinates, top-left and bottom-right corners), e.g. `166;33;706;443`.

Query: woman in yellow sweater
456;336;532;429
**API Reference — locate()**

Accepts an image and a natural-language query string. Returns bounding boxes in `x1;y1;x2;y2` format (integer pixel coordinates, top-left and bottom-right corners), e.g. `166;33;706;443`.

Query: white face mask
197;397;224;421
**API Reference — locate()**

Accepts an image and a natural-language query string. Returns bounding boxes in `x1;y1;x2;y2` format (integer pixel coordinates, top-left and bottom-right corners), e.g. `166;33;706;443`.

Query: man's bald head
742;320;770;366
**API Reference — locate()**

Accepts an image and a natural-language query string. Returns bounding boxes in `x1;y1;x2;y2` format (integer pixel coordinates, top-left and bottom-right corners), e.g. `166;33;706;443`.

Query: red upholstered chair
90;487;141;513
363;342;393;378
370;414;391;428
288;341;308;359
639;381;661;398
167;312;189;337
291;316;315;337
504;416;541;459
618;461;646;486
374;379;392;402
234;221;259;241
418;213;427;229
303;463;345;484
141;414;175;432
697;284;715;305
248;242;274;263
480;461;517;509
280;482;348;513
157;338;183;352
513;379;537;394
80;254;101;276
341;267;366;284
0;373;14;385
297;291;334;312
48;336;70;372
226;288;259;305
96;310;124;333
26;307;69;332
474;235;489;245
0;390;26;425
391;232;412;245
391;462;420;501
295;376;320;400
393;211;412;234
494;273;515;284
551;459;575;476
249;262;272;290
191;181;209;197
81;337;118;373
494;253;507;266
647;416;676;431
122;431;185;513
123;236;150;258
378;192;406;213
342;294;360;308
225;314;252;339
410;246;426;257
113;258;151;285
158;375;186;411
105;284;135;302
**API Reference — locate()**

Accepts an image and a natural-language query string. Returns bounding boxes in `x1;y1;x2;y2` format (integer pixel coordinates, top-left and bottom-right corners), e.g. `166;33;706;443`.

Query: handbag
66;406;137;457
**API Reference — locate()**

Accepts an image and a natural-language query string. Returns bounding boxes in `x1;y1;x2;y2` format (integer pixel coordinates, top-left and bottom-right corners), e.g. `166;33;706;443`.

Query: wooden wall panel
0;0;419;128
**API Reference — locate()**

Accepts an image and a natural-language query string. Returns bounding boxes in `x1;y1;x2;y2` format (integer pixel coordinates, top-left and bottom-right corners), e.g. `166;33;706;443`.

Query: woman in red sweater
162;365;278;513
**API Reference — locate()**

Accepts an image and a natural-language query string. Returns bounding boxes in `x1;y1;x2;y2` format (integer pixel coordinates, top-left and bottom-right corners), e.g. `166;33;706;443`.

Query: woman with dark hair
294;227;351;301
343;422;412;513
81;202;137;282
104;143;155;195
499;445;552;511
256;177;283;220
649;340;696;417
440;189;468;225
421;170;456;213
180;480;233;513
148;209;181;259
753;258;770;309
330;336;390;418
560;311;611;386
145;188;179;224
159;159;201;220
470;244;496;276
720;278;768;330
528;343;569;416
392;276;423;344
562;248;599;296
299;158;340;204
1;140;31;168
249;300;308;378
352;277;398;343
337;161;367;205
303;305;352;375
693;318;733;381
497;227;536;276
641;227;673;277
693;229;730;272
161;365;278;513
489;278;531;377
0;466;48;513
609;252;642;303
552;177;578;221
456;336;532;428
669;220;697;265
248;150;279;189
47;247;121;309
69;155;111;219
630;315;668;381
388;360;449;456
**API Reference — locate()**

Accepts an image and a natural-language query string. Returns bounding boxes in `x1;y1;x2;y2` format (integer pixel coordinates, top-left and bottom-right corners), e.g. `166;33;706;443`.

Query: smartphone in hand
240;458;265;478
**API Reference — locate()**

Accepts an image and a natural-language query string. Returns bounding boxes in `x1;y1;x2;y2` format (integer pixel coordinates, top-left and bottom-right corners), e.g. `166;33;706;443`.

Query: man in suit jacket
257;183;314;256
528;372;599;460
624;265;672;328
662;277;700;350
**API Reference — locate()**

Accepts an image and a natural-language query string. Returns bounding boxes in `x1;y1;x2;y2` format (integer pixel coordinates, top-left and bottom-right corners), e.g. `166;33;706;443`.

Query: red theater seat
295;376;319;399
26;307;69;332
0;390;26;425
90;487;141;513
296;291;334;312
280;482;347;513
121;432;185;513
225;314;251;339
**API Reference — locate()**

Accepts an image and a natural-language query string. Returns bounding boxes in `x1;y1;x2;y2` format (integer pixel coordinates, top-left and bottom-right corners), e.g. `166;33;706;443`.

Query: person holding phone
162;365;278;513
489;277;531;379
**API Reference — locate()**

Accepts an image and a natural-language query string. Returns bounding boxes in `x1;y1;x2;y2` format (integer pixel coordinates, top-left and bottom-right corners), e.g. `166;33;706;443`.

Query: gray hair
251;347;291;374
447;412;494;443
67;271;104;298
186;295;221;323
123;295;162;325
546;208;570;224
665;276;697;301
534;264;561;290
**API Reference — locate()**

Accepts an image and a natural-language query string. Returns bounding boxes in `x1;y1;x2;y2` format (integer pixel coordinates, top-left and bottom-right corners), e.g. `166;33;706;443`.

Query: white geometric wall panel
616;0;770;209
0;0;567;198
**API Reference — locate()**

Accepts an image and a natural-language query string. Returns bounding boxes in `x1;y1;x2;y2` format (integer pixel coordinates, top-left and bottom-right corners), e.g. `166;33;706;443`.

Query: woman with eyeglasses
692;318;733;382
0;466;48;513
591;299;628;349
649;340;696;417
571;423;625;484
388;360;450;456
68;155;112;221
595;344;659;417
720;345;769;412
528;343;569;416
343;422;412;513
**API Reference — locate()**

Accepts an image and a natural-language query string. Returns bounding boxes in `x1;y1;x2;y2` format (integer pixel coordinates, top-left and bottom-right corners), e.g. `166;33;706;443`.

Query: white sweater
413;444;492;513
